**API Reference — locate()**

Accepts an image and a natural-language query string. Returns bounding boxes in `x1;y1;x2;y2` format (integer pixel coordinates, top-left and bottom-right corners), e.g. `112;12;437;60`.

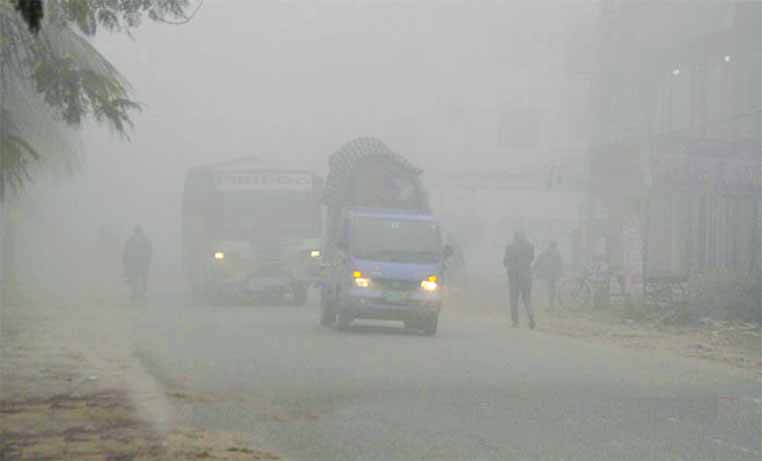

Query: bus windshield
220;191;320;241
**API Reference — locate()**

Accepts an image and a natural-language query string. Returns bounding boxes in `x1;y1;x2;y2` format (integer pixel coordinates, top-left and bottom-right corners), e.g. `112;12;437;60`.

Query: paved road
134;299;761;460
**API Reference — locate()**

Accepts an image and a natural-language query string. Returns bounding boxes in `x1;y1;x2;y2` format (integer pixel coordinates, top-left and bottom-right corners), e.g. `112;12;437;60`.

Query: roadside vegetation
0;0;193;197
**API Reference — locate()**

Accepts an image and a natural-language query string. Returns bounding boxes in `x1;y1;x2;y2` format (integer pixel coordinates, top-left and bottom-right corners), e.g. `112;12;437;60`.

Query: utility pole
0;10;6;308
0;9;10;309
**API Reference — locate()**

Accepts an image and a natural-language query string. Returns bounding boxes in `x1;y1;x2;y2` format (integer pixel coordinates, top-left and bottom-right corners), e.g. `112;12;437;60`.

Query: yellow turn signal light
213;251;225;260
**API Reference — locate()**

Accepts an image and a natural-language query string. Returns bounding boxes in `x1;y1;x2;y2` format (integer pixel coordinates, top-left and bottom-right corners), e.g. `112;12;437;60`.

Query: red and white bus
181;157;322;304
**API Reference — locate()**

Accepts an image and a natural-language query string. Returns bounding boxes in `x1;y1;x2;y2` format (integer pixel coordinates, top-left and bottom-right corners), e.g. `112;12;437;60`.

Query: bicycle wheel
559;277;593;312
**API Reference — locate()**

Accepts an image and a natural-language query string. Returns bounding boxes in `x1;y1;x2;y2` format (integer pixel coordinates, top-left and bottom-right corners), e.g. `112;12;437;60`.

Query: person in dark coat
123;226;153;301
534;241;564;311
503;231;535;329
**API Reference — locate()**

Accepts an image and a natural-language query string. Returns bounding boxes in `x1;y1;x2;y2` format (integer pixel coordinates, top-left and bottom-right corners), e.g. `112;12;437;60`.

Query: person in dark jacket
534;241;564;311
123;226;153;301
503;231;535;329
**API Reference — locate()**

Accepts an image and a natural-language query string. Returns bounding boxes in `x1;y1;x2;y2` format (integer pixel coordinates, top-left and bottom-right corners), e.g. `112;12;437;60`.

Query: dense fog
2;2;759;460
10;1;596;298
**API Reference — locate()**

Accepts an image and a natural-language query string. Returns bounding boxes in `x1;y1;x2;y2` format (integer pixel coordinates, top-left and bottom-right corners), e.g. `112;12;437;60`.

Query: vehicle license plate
383;291;407;303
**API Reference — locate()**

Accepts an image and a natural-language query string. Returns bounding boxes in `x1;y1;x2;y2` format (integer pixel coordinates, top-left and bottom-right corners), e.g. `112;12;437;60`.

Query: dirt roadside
0;299;281;461
537;310;762;378
448;277;762;380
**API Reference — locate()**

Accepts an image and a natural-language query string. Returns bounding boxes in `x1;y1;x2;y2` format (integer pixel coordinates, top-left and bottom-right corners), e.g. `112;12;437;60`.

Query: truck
320;138;451;335
181;157;322;304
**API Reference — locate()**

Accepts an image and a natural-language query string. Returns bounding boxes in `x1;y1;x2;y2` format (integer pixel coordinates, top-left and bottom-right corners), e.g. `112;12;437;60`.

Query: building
586;1;761;296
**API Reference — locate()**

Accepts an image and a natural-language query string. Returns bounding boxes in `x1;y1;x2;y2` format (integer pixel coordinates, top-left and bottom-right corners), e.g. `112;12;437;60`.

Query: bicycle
558;263;609;311
644;275;689;323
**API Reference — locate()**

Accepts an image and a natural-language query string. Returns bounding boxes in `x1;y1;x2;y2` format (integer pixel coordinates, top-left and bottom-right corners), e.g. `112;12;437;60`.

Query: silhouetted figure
123;226;152;302
535;241;563;311
503;231;535;329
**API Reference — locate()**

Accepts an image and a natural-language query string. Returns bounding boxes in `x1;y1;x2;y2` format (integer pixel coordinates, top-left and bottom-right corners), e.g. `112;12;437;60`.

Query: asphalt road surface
134;298;761;460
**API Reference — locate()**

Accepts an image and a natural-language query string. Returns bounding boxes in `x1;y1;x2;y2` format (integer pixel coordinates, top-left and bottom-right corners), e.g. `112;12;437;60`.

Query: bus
181;157;322;304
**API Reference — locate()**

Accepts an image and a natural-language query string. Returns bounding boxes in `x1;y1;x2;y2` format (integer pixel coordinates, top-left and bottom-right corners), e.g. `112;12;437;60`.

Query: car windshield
350;215;442;262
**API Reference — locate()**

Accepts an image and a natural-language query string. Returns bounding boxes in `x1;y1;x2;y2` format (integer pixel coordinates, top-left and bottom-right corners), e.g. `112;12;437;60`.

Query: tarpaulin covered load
321;137;430;252
322;137;429;212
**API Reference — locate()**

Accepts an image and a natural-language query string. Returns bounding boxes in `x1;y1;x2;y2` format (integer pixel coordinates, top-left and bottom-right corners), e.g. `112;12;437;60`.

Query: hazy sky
24;1;593;274
85;0;591;167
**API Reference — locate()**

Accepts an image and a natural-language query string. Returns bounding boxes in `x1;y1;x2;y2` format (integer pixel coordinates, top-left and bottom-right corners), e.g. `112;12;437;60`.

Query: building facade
586;1;761;297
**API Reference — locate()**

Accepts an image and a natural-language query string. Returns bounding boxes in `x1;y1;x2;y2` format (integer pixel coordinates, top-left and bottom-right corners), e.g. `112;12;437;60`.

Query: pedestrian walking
503;231;535;329
534;241;563;311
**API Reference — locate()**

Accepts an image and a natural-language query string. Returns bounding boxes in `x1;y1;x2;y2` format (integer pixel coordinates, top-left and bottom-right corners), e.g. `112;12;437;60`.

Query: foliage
624;271;760;324
687;270;762;323
0;108;39;192
1;0;191;198
14;0;43;33
14;0;191;35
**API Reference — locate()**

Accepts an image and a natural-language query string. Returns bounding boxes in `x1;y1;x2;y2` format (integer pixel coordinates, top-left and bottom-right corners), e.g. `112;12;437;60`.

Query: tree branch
13;0;43;34
152;0;203;25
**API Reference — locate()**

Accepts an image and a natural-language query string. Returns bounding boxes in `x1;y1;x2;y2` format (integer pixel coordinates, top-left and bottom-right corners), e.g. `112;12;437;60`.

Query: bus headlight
354;277;371;288
213;251;225;261
353;271;370;288
310;250;321;258
420;275;439;291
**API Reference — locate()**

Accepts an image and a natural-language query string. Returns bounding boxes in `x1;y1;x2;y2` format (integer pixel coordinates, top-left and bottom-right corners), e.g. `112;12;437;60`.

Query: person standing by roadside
534;241;563;311
123;225;152;303
503;231;535;329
